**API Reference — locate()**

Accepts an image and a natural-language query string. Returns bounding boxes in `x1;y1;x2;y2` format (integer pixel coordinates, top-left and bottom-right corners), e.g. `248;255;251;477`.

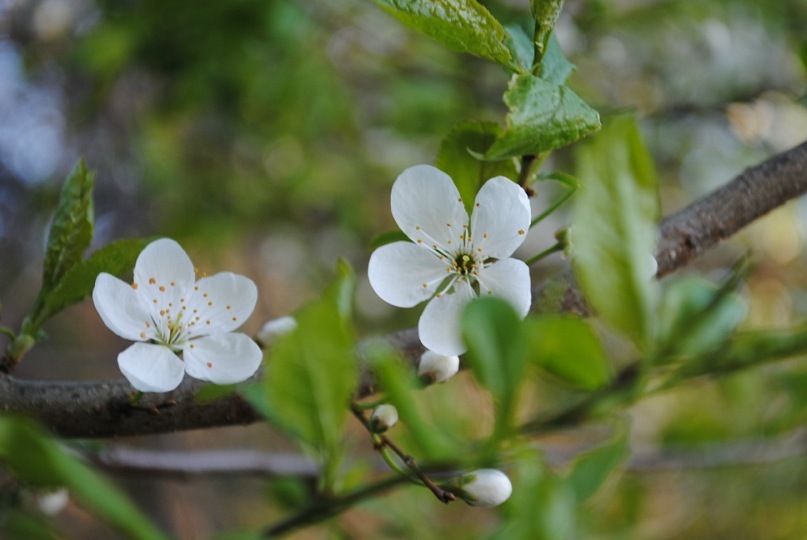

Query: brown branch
0;376;261;438
0;329;424;439
90;426;807;481
1;141;806;438
556;139;807;314
656;139;807;277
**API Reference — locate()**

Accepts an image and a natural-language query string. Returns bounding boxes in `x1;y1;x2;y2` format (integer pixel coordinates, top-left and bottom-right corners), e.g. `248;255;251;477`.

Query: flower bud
369;404;398;433
418;350;460;384
256;316;297;346
455;469;512;507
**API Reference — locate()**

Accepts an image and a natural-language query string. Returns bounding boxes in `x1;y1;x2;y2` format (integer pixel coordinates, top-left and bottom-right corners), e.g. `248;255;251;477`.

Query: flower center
453;252;478;276
154;311;189;351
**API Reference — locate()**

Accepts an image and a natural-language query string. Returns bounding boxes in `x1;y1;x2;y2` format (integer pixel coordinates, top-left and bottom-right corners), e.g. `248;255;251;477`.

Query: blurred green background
1;0;807;538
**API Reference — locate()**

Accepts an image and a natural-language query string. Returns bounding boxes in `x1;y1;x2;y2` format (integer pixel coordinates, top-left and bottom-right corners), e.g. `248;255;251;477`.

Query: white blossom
368;165;532;355
457;469;512;507
418;349;460;384
93;238;262;392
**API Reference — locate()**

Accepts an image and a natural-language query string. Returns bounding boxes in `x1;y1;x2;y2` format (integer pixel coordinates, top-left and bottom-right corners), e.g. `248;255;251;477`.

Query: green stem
0;326;15;339
530;0;565;71
519;363;643;436
351;405;455;504
374;436;416;480
353;398;387;411
524;242;563;266
518;155;539;189
530;183;577;228
262;475;407;537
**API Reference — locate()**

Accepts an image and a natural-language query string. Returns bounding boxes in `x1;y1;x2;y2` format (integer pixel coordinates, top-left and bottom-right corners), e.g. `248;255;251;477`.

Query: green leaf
677;323;807;380
462;298;527;438
538;34;575;85
525;314;610;390
372;0;518;70
38;160;95;305
505;28;573;85
0;416;169;540
435;121;517;213
262;273;356;464
572;115;659;350
485;75;600;160
369;347;459;461
658;275;747;361
504;23;534;73
193;383;238;403
565;423;628;502
42;238;151;318
327;259;356;321
492;447;576;540
0;508;61;540
530;0;565;66
210;532;263;540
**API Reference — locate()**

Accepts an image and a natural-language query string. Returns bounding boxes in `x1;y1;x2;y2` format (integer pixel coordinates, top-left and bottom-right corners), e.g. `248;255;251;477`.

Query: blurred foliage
1;0;807;538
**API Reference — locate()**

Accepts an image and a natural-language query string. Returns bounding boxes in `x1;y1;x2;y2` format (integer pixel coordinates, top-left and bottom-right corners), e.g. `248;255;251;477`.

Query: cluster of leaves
2;162;150;366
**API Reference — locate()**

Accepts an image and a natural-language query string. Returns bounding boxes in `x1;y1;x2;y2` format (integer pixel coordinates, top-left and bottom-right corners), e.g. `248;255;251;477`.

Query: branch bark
656;139;807;277
1;140;806;438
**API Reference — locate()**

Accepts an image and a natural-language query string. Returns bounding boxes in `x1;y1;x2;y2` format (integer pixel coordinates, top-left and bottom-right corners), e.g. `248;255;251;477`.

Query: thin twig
351;406;455;504
262;475;406;537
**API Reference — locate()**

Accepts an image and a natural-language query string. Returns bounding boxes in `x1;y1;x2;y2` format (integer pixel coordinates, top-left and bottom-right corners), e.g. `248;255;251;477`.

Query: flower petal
183;332;263;385
475;258;532;317
184;272;258;336
391;165;469;252
118;342;185;392
133;238;196;312
460;469;513;507
93;273;154;341
470;176;531;259
368;242;448;308
418;281;475;356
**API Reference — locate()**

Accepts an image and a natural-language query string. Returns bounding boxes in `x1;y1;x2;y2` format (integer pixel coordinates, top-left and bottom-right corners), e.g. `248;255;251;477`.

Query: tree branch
556;139;807;314
89;425;807;480
91;446;319;479
656;139;807;277
1;141;806;438
0;376;261;438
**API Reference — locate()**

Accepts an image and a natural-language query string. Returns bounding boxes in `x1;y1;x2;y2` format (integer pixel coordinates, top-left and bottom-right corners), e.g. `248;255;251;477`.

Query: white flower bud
457;469;512;507
369;404;399;433
35;488;69;516
418;350;460;384
256;316;297;346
